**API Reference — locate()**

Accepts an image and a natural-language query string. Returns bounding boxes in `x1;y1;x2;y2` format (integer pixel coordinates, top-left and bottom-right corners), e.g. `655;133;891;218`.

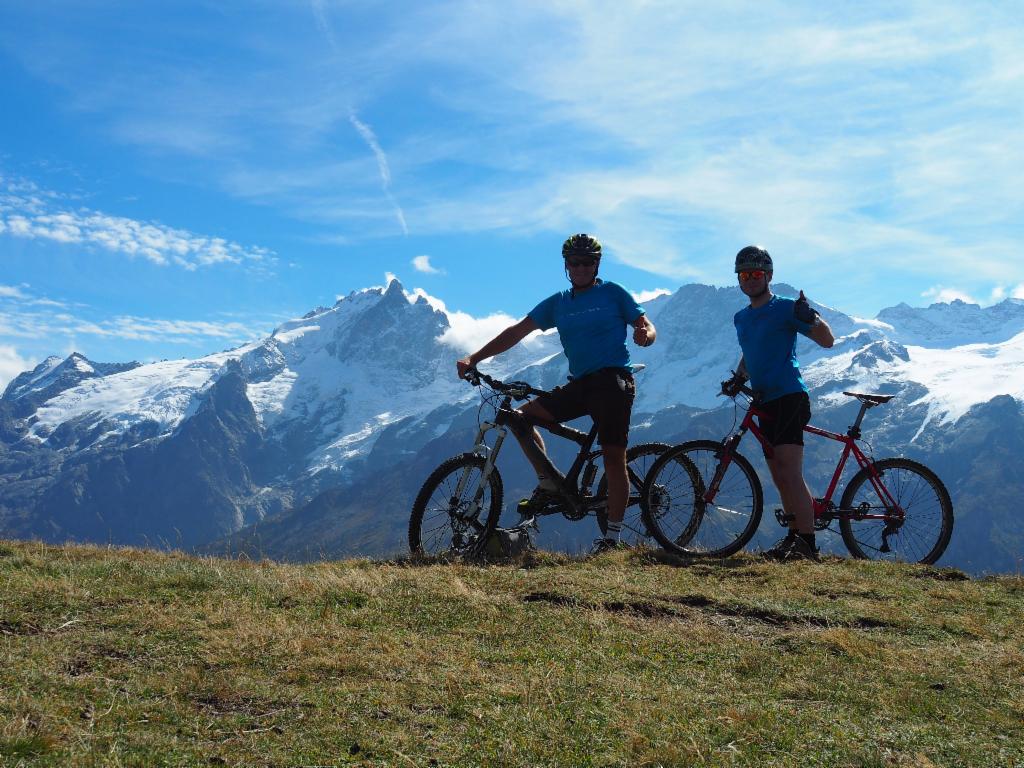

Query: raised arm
795;290;834;349
808;316;834;348
456;316;539;378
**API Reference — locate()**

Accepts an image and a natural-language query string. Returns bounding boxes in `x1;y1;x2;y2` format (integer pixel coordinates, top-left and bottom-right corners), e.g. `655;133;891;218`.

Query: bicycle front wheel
839;457;953;565
643;440;763;558
409;453;503;557
595;442;670;545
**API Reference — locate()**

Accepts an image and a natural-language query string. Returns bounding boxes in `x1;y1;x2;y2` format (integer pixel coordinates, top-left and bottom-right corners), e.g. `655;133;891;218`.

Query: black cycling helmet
562;233;602;261
734;245;773;273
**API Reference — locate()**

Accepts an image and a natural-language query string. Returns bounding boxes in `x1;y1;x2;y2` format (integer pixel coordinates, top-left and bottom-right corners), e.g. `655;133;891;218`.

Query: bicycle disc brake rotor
446;497;482;552
647;484;670;520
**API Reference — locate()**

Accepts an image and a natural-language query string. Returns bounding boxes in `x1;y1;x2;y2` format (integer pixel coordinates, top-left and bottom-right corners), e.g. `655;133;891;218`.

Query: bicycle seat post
847;403;869;440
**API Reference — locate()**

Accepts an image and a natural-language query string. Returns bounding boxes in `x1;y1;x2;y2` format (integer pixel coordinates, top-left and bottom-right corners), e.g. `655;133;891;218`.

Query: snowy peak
2;352;141;417
876;298;1024;347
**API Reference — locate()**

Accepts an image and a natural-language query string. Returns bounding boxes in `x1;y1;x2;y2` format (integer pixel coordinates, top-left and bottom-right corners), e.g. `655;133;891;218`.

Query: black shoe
590;537;627;555
763;532;819;562
762;531;798;561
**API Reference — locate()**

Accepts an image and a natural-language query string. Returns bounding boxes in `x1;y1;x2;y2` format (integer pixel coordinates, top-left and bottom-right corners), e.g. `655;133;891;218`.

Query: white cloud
0;305;264;346
630;288;671;303
0;345;34;390
0;176;275;271
437;310;517;354
921;286;978;305
411;254;442;274
0;285;29;300
403;287;517;353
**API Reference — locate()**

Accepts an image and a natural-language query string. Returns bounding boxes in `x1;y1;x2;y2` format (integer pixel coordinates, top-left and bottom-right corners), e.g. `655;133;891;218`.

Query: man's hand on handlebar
720;371;748;397
456;356;476;380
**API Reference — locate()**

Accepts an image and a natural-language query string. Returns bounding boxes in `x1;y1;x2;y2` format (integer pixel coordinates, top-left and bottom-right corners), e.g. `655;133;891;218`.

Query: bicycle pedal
774;508;794;526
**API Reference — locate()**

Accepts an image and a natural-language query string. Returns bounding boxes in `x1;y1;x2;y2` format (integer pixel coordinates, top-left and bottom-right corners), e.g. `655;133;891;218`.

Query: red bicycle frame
706;397;905;523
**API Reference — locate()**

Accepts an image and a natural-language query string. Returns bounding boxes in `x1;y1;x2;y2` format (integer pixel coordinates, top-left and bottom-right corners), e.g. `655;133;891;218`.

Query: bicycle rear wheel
643;440;763;558
839;457;953;565
409;453;503;557
595;442;670;545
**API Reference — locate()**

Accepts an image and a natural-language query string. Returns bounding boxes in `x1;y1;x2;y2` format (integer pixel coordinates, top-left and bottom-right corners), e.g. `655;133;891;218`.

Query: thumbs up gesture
794;290;820;324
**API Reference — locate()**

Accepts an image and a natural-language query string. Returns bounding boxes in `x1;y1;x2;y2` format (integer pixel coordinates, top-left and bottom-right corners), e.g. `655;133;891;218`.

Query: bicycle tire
595;442;671;545
409;453;503;557
642;439;763;558
839;457;953;565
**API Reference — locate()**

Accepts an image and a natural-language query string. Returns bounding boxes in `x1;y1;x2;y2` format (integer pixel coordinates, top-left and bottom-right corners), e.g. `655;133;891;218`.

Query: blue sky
1;1;1022;386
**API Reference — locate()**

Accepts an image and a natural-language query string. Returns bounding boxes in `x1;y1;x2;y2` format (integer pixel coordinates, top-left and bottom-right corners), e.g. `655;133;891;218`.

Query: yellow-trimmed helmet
562;233;602;261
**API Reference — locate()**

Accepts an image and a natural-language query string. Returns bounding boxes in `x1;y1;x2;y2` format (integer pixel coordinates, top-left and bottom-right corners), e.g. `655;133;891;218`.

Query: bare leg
765;444;814;534
513;400;556;477
602;445;628;526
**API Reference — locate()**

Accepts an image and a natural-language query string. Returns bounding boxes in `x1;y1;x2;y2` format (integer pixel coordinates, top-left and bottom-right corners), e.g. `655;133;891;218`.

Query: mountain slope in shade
2;277;1024;573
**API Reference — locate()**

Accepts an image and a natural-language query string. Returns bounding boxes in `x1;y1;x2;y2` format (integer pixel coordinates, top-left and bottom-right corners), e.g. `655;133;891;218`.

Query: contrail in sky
350;113;409;235
310;0;337;51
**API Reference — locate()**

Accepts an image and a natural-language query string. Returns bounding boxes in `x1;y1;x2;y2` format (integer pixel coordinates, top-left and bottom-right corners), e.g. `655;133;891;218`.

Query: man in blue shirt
722;246;834;560
456;234;657;553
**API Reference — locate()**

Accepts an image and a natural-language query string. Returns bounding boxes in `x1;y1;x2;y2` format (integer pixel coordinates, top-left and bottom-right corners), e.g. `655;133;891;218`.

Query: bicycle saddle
842;391;894;406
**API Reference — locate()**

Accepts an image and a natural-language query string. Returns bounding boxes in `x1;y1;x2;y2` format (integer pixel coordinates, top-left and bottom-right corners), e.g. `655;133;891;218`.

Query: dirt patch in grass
0;619;43;635
522;590;899;632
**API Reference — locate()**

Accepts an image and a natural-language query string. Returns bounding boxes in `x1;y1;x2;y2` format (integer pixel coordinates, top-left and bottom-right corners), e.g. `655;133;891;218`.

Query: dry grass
0;540;1022;766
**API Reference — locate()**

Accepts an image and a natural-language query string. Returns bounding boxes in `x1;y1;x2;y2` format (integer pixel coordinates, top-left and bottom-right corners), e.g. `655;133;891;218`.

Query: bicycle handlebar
463;366;548;401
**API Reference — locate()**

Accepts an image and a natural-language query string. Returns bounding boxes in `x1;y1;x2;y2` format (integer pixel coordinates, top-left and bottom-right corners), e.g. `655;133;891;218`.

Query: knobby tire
409;453;503;558
839;457;953;565
642;439;763;558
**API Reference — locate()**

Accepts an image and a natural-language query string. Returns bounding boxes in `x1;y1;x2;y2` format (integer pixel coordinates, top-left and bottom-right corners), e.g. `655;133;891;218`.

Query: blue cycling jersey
734;295;815;402
529;280;644;380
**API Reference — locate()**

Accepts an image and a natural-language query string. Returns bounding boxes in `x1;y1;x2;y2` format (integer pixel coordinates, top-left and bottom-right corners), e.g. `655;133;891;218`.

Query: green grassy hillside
1;540;1022;767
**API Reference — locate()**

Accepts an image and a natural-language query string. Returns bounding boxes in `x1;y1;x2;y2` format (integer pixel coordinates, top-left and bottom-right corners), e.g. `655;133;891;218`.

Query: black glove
794;290;819;325
720;372;747;397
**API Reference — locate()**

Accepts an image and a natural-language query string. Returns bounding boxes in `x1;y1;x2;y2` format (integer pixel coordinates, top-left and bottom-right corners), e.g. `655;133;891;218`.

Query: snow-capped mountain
2;278;1023;573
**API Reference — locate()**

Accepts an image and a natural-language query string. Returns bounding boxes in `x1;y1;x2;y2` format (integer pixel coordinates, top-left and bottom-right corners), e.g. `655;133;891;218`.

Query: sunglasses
738;270;766;281
566;258;597;268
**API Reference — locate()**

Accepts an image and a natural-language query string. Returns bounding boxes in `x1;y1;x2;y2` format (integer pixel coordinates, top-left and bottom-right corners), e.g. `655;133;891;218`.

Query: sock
606;521;623;541
799;532;816;549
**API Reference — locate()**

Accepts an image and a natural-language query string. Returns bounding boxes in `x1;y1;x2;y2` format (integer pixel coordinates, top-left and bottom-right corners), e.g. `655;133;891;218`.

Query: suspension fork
452;421;507;520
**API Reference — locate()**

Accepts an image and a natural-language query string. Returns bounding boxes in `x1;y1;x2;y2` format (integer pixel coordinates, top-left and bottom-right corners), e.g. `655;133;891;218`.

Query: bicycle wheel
409;453;503;557
643;440;763;558
839;457;953;565
595;442;671;545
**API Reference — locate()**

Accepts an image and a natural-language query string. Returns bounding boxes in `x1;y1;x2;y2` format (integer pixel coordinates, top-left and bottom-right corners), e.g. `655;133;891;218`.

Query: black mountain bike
409;367;669;557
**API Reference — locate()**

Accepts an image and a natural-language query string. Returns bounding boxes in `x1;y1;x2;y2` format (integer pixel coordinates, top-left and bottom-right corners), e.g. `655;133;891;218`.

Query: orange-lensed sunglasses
738;270;766;281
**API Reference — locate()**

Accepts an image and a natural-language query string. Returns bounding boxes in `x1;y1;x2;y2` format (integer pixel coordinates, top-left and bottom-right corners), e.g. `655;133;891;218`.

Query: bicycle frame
458;393;603;521
709;399;905;523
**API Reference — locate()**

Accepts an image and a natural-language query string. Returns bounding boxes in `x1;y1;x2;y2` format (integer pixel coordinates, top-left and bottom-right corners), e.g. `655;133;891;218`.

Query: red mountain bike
640;381;954;564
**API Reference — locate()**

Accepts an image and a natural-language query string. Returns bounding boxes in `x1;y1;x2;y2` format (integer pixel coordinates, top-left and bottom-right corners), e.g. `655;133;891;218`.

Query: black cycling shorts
534;368;635;447
757;391;811;451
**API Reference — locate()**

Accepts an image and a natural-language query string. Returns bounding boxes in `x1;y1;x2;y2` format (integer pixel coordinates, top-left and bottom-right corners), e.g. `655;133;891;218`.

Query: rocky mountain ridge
2;278;1023;573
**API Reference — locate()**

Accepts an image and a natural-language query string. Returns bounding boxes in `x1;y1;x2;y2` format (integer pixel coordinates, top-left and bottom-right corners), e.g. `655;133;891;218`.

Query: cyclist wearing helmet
722;245;834;561
456;233;657;553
